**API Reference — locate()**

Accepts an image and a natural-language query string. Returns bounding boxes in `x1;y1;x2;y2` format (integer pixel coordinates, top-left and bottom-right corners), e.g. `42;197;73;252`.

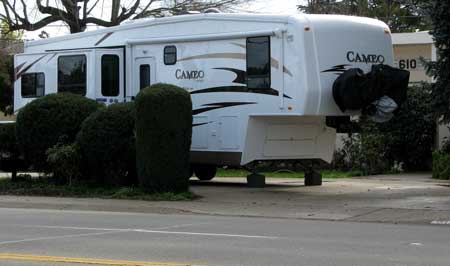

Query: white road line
0;230;123;245
132;229;278;239
431;221;450;225
20;224;278;239
30;225;131;231
151;222;211;230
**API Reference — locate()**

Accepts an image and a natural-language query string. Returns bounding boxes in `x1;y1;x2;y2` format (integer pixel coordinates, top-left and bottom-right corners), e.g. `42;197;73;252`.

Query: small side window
101;55;120;96
21;73;45;98
246;36;271;89
164;46;177;65
140;64;150;90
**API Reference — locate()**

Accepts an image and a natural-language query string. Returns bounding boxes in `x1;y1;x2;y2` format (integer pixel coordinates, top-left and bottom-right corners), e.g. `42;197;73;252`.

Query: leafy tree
426;0;450;123
298;0;430;33
0;21;22;115
0;51;13;116
0;0;245;34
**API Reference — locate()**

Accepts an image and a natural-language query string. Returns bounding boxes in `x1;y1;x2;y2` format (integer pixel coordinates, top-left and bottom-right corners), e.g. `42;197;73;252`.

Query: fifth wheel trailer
13;13;409;182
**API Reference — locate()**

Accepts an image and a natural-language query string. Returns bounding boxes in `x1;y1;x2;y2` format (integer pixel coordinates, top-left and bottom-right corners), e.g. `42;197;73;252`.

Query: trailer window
246;36;271;89
101;55;120;96
164;46;177;65
58;55;87;95
140;64;151;90
21;73;45;98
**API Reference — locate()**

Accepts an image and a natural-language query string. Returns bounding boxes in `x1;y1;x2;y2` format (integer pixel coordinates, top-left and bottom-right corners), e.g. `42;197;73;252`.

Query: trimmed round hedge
76;102;136;186
16;93;101;170
136;83;192;193
0;122;17;157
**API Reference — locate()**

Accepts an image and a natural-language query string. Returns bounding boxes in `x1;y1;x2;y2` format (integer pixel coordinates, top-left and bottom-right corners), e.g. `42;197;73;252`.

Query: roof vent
204;8;221;13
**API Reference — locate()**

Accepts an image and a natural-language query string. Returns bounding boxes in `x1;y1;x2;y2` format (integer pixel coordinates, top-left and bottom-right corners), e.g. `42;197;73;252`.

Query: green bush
0;122;20;177
432;151;450;180
16;93;101;170
0;122;17;158
334;132;391;175
76;102;136;186
46;142;81;184
333;84;435;174
136;83;192;193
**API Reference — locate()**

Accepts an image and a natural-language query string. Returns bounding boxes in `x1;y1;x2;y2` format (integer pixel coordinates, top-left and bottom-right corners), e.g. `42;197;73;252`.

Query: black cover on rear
332;64;410;112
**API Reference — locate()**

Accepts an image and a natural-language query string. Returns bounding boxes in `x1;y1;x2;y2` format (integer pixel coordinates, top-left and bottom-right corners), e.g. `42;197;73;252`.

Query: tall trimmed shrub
16;93;101;170
76;102;136;186
136;83;192;192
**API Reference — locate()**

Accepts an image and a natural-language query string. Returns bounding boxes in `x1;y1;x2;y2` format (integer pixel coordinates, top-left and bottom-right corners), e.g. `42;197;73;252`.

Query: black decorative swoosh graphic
95;32;114;46
193;122;210;127
15;55;47;81
322;64;351;75
192;102;256;115
191;86;292;99
213;67;247;85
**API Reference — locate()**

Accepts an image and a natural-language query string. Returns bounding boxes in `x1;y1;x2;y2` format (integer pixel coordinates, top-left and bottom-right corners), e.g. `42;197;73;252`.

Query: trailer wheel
194;164;217;181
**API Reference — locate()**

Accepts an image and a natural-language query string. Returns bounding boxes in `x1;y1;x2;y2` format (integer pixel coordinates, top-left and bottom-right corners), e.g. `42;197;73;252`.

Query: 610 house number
399;59;417;70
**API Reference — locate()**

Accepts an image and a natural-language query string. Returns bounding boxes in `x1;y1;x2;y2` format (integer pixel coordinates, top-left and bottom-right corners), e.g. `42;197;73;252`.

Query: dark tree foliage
335;84;435;173
16;93;101;170
76;102;137;186
298;0;431;33
0;50;13;115
426;0;450;123
364;84;435;170
135;83;192;193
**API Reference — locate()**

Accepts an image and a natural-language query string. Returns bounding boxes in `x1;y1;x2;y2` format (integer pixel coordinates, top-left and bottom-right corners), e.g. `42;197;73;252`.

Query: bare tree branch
0;0;246;34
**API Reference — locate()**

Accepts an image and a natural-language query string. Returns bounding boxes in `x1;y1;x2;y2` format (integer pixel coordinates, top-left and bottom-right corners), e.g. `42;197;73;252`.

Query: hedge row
77;102;137;186
8;84;192;192
16;93;101;170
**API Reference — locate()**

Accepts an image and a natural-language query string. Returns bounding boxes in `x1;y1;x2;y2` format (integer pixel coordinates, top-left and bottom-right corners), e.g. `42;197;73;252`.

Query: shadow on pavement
189;179;305;188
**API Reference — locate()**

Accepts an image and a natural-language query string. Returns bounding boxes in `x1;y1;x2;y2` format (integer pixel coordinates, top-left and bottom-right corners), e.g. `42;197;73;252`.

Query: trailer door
134;57;156;93
95;49;124;104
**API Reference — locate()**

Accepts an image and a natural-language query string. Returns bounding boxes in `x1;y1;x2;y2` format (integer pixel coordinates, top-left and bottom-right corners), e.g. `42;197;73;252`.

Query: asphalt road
0;207;449;266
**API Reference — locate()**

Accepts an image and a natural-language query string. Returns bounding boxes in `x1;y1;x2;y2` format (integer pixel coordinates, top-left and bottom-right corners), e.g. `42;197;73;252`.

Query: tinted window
140;64;150;90
164;46;177;65
21;73;45;98
101;55;120;96
246;36;271;89
58;55;87;95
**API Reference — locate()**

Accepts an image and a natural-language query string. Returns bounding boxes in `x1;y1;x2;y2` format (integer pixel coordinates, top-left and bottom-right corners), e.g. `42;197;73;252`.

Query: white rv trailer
14;13;395;180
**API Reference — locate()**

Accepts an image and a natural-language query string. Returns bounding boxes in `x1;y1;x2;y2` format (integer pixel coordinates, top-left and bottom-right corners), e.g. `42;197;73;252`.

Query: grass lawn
216;168;361;179
0;178;195;201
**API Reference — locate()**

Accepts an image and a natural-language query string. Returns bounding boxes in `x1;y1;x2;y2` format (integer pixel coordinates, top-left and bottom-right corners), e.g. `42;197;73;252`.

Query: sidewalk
0;173;449;225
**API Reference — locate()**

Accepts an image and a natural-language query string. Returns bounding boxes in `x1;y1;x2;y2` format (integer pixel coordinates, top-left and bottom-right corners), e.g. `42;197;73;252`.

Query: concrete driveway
0;173;449;225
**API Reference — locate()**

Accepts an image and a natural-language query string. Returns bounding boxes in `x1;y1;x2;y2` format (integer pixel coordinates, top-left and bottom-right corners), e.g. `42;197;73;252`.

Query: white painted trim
126;28;287;45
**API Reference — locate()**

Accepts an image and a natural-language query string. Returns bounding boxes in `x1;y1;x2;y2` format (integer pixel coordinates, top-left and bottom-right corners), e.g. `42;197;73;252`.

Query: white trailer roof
24;13;387;49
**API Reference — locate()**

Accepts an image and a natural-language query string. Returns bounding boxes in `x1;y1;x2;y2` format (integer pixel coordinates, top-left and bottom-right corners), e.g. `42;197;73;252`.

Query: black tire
194;164;217;181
